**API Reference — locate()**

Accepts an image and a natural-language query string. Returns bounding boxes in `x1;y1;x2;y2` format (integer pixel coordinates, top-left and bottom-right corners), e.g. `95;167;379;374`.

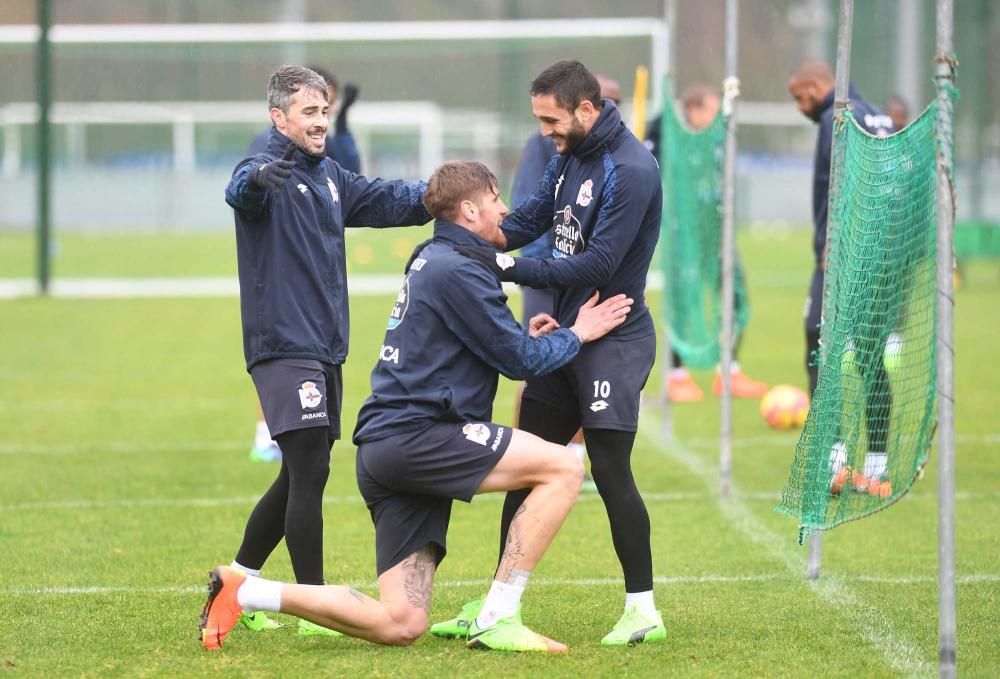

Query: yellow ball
760;385;810;430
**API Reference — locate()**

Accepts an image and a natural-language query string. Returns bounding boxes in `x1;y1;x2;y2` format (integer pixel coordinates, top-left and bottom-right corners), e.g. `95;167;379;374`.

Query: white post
934;1;957;675
660;0;677;440
808;0;855;581
718;0;739;499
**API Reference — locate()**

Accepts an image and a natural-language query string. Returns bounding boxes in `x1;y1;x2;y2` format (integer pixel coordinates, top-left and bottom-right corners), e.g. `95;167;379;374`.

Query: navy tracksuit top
500;100;662;339
352;220;582;444
226;129;431;371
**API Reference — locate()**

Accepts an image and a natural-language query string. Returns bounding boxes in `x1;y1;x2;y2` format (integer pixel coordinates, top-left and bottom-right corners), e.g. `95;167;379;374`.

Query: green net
777;102;945;534
659;82;749;370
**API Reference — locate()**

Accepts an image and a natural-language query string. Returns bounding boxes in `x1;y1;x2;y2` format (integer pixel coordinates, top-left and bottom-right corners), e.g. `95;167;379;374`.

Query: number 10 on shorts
593;380;611;398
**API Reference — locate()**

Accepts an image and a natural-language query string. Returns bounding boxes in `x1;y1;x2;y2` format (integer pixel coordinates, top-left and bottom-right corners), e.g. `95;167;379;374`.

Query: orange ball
759;385;810;430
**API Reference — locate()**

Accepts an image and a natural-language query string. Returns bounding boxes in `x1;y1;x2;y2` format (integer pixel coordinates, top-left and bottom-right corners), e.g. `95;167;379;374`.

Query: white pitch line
4;573;996;597
0;440;245;456
639;412;933;678
682;432;1000;449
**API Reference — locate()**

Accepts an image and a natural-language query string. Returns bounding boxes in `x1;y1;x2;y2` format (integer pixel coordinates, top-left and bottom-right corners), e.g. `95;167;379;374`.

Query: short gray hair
267;65;328;113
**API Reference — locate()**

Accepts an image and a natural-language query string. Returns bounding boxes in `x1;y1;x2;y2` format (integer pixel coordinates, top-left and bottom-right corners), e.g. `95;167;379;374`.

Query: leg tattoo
401;546;437;613
496;503;527;582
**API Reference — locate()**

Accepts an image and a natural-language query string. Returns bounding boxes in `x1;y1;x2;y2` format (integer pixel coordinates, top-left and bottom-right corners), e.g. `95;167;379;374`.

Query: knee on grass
373;605;429;646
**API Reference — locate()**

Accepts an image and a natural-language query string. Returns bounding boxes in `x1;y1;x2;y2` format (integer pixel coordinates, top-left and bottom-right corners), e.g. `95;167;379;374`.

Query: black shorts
520;286;556;329
250;358;343;440
522;333;656;432
355;420;513;575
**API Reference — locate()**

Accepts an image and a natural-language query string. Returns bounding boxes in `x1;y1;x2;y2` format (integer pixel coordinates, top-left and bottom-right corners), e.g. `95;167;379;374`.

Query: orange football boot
713;369;769;399
667;372;703;402
200;566;246;650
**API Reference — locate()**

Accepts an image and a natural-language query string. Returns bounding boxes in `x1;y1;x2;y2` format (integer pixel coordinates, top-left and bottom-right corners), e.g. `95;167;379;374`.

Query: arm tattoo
496;503;528;582
402;545;437;613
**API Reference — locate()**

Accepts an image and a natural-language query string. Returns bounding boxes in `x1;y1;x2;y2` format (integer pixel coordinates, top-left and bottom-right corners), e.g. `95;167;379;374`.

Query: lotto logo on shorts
462;423;490;446
298;381;323;410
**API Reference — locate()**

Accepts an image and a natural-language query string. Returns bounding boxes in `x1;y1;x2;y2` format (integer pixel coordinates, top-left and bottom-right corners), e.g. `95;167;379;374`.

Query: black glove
403;238;433;274
249;144;296;191
454;245;518;283
336;83;359;134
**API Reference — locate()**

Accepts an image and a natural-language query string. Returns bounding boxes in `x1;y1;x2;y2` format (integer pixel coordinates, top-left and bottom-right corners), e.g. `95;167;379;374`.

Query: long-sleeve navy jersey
249;125;362;174
511;132;558;259
812;86;894;265
499;100;661;340
226;128;431;371
352;220;582;444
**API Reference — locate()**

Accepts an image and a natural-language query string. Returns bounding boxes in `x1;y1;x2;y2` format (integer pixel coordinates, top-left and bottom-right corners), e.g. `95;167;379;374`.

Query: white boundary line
638;411;934;678
3;488;996;513
4;573;996;597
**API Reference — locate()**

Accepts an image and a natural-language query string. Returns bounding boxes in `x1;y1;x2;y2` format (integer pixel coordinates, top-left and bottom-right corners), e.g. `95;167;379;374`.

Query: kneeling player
199;161;633;653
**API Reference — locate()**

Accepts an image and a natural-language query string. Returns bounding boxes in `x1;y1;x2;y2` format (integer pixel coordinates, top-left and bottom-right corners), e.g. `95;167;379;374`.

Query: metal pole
808;0;855;581
718;0;739;499
934;0;957;674
36;0;51;295
660;0;677;440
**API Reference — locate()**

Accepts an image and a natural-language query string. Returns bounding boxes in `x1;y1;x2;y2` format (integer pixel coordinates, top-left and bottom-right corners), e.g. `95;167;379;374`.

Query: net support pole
35;0;52;295
718;0;739;499
934;0;957;675
659;0;676;440
807;0;854;581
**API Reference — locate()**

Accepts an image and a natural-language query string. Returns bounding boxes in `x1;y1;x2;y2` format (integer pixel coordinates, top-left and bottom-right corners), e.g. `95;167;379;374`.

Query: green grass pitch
1;228;998;677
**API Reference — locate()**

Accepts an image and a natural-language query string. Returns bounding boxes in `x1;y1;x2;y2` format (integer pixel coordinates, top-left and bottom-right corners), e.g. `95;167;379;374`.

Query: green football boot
429;597;483;639
298;618;344;637
466;607;568;653
600;606;666;646
239;611;283;631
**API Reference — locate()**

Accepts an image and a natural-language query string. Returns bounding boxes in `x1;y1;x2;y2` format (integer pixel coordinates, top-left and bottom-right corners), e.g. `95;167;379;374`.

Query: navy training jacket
352;220;582;444
511;132;558;260
500;100;661;339
812;86;894;265
226;129;431;371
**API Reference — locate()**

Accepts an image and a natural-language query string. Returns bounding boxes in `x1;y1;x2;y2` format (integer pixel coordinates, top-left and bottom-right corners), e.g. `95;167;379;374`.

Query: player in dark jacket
434;60;666;646
788;58;895;493
219;65;430;639
200;160;634;654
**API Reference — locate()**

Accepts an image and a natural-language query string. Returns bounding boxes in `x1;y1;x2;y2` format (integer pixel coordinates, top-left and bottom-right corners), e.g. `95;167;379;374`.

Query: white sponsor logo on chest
576;179;594;207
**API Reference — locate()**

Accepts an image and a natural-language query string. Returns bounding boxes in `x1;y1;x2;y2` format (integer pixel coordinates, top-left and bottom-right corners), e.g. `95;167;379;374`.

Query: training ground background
0;226;997;677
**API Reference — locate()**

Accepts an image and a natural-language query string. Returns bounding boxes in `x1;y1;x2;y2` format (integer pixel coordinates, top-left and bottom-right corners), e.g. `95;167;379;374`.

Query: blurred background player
247;65;363;463
884;94;910;132
787;58;895;494
645;85;768;402
509;72;622;490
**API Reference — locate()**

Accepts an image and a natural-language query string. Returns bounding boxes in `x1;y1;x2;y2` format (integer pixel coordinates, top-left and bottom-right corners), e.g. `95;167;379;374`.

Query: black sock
585;428;653;593
236;427;331;585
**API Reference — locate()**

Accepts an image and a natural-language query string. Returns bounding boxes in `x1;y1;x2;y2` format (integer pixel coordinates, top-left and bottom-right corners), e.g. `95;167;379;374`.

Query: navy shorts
250;358;343;440
355;420;513;575
522;333;656;431
520;286;556;329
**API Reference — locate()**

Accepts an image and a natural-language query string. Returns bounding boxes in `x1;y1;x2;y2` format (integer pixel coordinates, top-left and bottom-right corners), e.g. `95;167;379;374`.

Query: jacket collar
265;128;325;170
572;99;627;162
433;219;497;249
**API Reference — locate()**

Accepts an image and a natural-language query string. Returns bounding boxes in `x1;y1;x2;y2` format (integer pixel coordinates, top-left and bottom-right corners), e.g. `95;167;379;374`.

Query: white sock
625;590;657;619
254;420;274;449
828;441;847;473
230;560;260;577
669;368;690;380
235;574;283;614
567;441;586;462
863;452;888;479
476;570;530;628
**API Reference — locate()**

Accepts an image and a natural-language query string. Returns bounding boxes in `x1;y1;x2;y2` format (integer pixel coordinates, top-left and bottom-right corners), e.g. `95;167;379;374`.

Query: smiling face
465;187;509;248
271;86;329;155
531;93;594;154
788;78;830;123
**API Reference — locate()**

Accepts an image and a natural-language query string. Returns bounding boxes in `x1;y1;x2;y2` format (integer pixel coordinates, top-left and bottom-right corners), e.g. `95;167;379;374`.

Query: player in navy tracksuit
199;161;633;653
435;60;666;645
246;66;362;464
214;66;430;640
788;59;895;491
